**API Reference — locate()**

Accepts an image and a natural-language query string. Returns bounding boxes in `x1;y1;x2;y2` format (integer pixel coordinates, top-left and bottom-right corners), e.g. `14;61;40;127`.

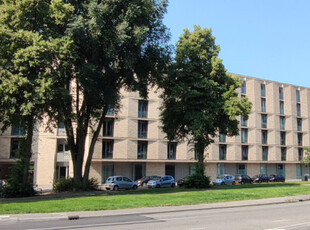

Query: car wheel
132;185;138;190
171;183;176;188
113;185;119;191
156;184;160;188
232;181;235;185
241;181;245;185
221;182;225;185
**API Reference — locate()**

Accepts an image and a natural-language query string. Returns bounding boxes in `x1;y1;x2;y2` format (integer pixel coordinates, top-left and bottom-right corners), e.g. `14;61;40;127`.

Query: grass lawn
1;182;310;214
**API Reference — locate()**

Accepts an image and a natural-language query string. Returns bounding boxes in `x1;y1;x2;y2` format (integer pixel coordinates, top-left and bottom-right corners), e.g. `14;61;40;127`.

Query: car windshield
217;175;225;179
106;177;113;182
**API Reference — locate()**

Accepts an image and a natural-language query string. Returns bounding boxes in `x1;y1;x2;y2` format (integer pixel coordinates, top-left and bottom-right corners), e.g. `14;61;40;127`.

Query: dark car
136;176;161;187
235;174;253;184
252;174;269;183
269;174;285;182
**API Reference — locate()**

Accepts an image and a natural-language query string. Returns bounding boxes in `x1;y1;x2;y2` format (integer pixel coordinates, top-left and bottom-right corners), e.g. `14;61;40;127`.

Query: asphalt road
1;201;310;230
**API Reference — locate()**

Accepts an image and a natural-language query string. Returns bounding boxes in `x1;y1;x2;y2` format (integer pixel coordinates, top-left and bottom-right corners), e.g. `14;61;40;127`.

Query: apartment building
0;74;310;189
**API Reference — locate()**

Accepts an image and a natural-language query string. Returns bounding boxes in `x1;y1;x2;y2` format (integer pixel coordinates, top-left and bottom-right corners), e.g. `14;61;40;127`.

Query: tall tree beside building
160;26;251;183
1;0;171;189
0;0;75;196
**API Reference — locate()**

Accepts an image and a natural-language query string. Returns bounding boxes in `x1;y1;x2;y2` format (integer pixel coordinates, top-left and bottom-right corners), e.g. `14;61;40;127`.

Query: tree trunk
83;111;106;183
22;116;35;185
196;140;206;176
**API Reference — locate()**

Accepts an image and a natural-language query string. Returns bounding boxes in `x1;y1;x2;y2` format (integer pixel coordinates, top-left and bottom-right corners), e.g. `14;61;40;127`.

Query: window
194;144;198;160
261;84;266;97
277;164;285;176
262;147;268;161
261;98;266;112
11;124;26;136
260;164;267;175
102;163;114;183
262;130;268;144
281;147;286;161
167;142;177;159
241;116;247;127
10;138;22;158
57;139;69;152
138;100;148;118
296;164;302;179
238;164;247;175
297;118;302;131
106;105;114;116
138;121;148;138
261;114;267;128
219;134;226;143
137;141;147;159
298;133;303;146
297;103;301;116
279;87;284;100
298;148;303;161
280;116;285;130
280;132;286;145
102;140;114;158
217;164;225;176
296;90;300;103
280;101;284;115
57;122;66;136
103;119;114;137
241;129;248;143
242;146;248;161
241;81;246;94
219;145;227;160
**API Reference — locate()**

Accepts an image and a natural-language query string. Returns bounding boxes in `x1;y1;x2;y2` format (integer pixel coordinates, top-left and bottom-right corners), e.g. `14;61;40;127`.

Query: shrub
0;182;35;198
53;178;99;192
183;173;211;189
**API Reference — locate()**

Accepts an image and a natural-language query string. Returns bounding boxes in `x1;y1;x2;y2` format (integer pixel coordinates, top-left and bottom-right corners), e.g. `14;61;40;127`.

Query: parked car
147;176;176;188
235;174;253;184
212;174;235;185
252;174;269;183
104;176;138;191
136;176;161;187
269;174;285;182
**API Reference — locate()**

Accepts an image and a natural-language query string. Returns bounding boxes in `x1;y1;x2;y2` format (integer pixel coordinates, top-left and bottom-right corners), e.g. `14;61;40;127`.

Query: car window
116;177;122;181
107;177;113;182
123;177;132;182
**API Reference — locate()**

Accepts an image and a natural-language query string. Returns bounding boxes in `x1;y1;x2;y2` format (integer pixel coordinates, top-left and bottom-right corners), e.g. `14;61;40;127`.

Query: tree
301;147;310;167
0;0;75;195
0;0;170;189
160;26;252;182
55;0;170;186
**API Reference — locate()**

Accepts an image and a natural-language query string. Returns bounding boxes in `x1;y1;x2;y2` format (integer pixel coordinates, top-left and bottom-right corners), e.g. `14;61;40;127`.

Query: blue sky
163;0;310;87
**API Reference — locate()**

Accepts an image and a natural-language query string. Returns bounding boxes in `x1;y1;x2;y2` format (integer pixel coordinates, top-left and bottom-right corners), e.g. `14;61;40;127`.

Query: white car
212;174;235;185
147;176;176;188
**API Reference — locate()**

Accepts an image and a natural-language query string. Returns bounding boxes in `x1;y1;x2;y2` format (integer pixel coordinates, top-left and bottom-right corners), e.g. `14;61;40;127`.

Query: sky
163;0;310;87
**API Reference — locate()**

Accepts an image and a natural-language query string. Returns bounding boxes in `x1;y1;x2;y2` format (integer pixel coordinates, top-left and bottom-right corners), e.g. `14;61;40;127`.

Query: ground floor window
102;163;114;183
238;164;247;175
277;164;285;176
134;163;146;181
296;164;302;179
260;164;267;175
165;164;175;178
217;163;225;176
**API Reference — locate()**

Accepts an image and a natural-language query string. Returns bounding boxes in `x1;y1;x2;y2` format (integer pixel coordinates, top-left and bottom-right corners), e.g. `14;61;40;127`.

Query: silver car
104;176;138;191
147;175;176;188
212;174;235;185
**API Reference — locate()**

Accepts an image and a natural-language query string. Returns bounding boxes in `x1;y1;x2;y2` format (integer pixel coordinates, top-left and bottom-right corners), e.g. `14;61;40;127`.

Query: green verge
1;183;310;214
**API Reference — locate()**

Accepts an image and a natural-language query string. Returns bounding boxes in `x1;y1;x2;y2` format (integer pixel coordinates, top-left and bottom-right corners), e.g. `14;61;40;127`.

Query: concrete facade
1;74;310;188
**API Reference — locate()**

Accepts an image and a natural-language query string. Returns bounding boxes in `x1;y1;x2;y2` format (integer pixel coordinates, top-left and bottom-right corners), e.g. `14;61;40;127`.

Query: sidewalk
1;194;310;222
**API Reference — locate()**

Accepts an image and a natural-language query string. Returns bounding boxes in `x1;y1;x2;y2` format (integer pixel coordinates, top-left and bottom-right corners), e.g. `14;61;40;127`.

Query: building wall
1;74;310;187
